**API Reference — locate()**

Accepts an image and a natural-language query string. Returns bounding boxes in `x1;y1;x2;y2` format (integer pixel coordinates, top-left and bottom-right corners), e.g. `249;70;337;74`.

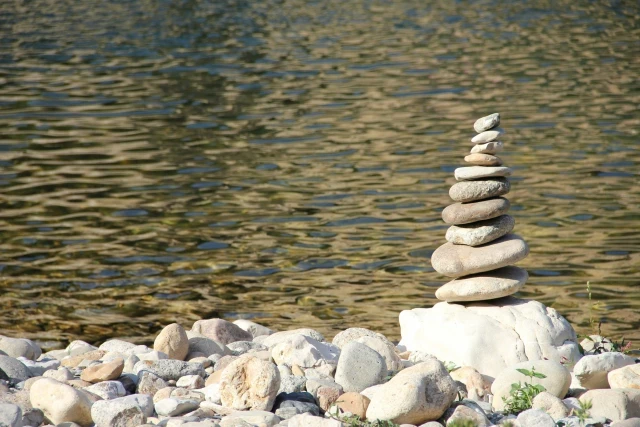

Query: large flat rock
435;266;527;302
449;178;510;203
454;166;512;181
398;297;581;379
431;233;529;277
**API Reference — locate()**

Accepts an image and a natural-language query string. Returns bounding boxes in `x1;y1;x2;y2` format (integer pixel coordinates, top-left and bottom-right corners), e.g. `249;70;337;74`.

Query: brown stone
442;197;510;225
61;350;106;368
154;323;189;361
153;386;176;403
80;359;124;383
336;392;370;419
431;234;529;277
205;369;223;386
464;153;503;166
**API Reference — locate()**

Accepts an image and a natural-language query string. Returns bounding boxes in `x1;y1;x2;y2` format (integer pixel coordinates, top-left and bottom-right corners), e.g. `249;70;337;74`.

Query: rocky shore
0;319;639;427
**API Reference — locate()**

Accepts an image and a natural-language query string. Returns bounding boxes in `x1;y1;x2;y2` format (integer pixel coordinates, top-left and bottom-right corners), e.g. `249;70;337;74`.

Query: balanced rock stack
431;113;530;302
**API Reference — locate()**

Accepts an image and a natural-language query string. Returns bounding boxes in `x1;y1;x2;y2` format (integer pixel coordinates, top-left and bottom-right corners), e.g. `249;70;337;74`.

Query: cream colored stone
154;323;189;361
30;378;93;426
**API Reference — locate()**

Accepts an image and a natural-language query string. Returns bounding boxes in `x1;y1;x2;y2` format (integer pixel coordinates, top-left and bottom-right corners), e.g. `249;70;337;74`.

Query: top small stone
473;113;500;133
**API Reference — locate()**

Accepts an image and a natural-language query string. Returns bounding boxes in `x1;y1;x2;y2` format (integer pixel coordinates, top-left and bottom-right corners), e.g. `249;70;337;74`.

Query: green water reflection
0;0;638;347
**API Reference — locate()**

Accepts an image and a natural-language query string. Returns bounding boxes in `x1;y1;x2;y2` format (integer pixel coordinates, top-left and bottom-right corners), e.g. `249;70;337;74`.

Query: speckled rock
435;266;528;302
134;359;205;381
154;323;189;361
445;215;515;247
449;178;510;203
91;397;147;427
335;342;386;393
431;234;529;277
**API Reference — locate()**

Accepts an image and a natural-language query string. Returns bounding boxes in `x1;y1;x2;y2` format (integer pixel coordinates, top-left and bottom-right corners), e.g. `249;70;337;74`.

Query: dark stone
273;391;321;415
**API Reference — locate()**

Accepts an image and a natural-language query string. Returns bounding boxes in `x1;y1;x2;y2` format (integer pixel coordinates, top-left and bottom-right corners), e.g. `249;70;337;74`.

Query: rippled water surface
1;0;639;348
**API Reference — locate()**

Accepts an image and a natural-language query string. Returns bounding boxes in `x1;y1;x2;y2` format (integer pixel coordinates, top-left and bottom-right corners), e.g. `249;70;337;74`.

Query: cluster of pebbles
1;321;639;426
431;113;530;302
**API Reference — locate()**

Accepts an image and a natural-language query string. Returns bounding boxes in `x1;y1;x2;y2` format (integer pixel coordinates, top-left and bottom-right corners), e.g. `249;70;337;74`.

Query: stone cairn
430;113;530;302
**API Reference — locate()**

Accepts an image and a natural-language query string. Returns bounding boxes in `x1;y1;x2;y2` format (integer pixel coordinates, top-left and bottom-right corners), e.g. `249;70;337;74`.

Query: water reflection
0;0;638;347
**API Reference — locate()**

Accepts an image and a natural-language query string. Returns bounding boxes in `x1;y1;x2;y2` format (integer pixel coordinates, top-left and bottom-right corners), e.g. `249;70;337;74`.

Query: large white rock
366;359;457;425
398;298;580;379
30;378;94;426
573;352;637;389
580;389;640;421
270;334;339;370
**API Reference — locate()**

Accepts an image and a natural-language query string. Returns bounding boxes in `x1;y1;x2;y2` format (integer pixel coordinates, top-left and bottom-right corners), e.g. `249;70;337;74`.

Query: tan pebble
336;392;370;419
80;358;124;383
153;386;176;403
292;364;305;376
205;370;223;386
61;350;106;368
464;153;503;166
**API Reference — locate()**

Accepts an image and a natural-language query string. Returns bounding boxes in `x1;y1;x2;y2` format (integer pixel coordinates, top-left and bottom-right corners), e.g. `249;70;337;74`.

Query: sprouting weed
501;367;547;415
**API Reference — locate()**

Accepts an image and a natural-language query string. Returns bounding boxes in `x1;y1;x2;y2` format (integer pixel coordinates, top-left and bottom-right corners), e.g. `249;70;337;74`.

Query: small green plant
574;399;593;425
328;405;398;427
444;361;460;373
447;419;478;427
583;282;634;355
501;367;547;414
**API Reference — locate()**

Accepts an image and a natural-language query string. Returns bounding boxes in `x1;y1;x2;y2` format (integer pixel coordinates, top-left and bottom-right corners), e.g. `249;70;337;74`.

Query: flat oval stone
464;153;502;166
454;166;512;181
449;178;510;203
435;266;528;302
470;141;503;154
473;113;500;133
442;197;510;225
471;130;502;144
431;234;529;277
445;215;515;246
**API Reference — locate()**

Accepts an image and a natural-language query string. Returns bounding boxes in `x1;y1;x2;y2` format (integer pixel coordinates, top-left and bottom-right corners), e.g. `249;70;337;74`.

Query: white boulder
399;298;580;379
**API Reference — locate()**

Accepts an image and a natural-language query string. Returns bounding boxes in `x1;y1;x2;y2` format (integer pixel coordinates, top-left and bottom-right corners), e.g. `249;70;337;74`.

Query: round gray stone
449;178;510;203
454;166;512;181
0;355;31;382
471;129;503;144
334;342;386;393
464;153;502;166
445;215;515;246
470;141;504;154
473;113;500;133
435;266;528;302
0;403;22;427
431;234;529;277
442;197;510;225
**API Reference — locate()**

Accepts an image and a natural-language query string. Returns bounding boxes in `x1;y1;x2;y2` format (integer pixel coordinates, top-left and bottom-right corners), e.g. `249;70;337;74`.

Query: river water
1;0;638;348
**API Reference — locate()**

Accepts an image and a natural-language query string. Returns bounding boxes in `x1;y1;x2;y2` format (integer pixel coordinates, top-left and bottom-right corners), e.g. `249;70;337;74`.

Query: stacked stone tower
430;113;530;302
